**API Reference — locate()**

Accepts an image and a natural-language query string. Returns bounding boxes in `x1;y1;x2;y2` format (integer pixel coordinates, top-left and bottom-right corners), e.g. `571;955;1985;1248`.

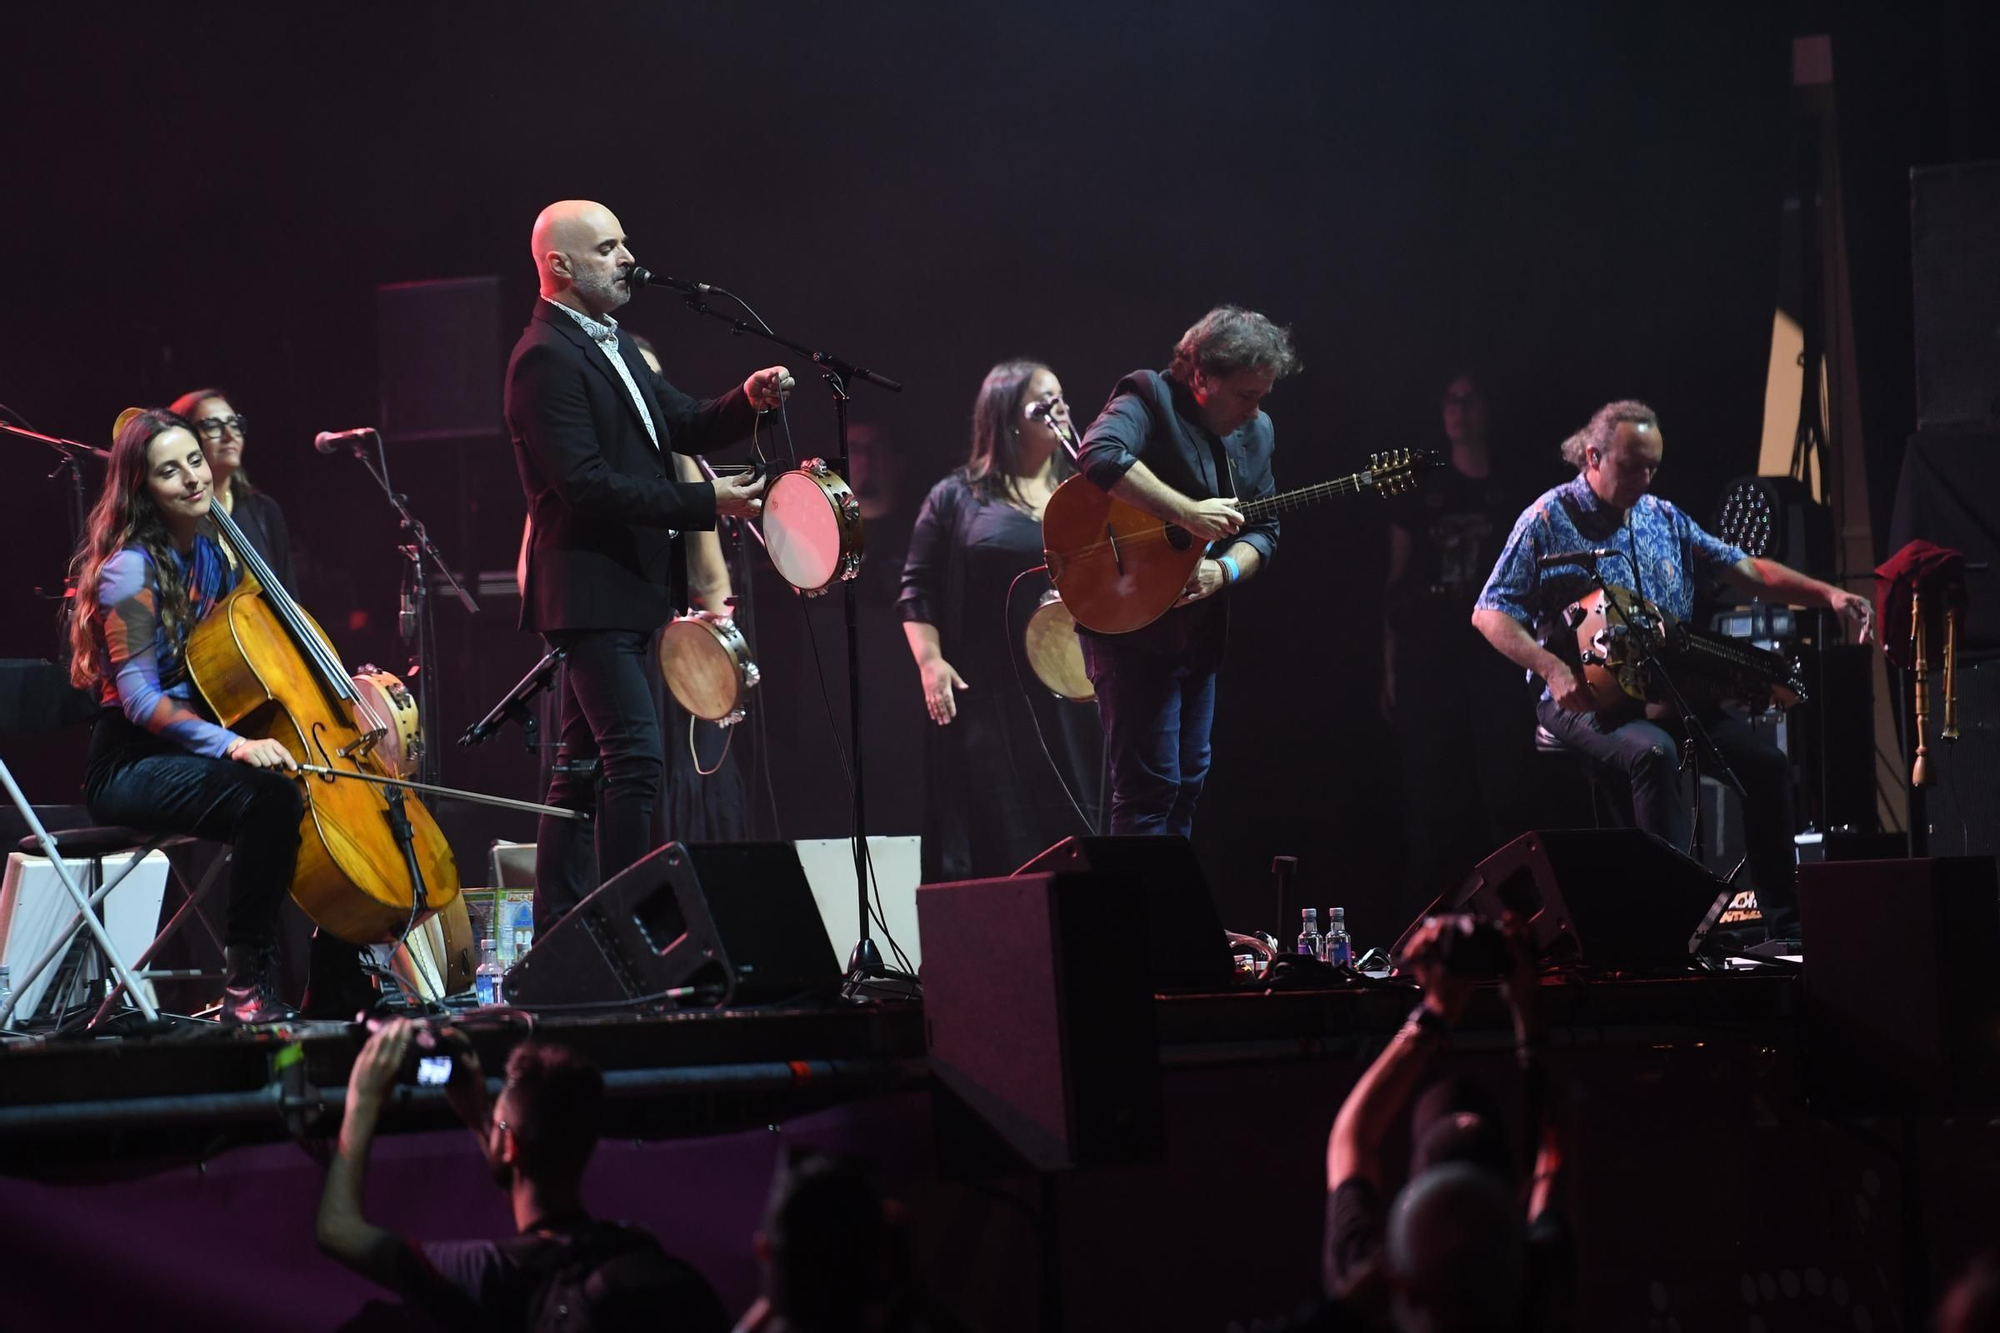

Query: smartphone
415;1054;454;1087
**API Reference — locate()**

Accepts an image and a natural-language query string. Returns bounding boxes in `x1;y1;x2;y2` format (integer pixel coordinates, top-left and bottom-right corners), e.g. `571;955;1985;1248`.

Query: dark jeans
1081;638;1219;838
1535;699;1798;918
535;628;665;934
83;711;303;949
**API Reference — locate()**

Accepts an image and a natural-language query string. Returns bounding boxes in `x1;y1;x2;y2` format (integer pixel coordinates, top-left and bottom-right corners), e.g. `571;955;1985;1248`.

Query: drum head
1025;597;1094;702
660;619;744;721
765;471;844;590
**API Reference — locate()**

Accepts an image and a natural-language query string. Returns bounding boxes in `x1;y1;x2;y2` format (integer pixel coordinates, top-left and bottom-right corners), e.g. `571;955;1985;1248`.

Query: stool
1;820;226;1033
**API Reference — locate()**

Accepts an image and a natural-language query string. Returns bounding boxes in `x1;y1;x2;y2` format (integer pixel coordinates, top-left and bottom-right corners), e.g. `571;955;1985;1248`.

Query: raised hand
744;366;796;411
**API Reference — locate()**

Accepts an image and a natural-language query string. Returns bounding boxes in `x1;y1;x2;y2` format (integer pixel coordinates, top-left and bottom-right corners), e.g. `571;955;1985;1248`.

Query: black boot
222;942;301;1025
301;927;383;1021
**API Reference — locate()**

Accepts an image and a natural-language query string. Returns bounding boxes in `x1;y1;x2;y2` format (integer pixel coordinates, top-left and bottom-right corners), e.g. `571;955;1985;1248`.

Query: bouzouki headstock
1364;448;1443;498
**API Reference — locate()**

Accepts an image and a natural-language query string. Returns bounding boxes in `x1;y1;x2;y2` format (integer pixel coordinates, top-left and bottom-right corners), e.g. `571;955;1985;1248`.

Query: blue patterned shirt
1475;473;1748;695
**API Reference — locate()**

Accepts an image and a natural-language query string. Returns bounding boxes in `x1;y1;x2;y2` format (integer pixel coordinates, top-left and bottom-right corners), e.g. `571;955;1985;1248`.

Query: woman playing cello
69;409;302;1023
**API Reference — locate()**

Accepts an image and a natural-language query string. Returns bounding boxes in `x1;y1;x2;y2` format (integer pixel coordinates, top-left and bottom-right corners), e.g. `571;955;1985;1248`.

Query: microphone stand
326;429;478;789
462;646;567;750
1;420;106;642
671;286;904;984
1584;554;1748;866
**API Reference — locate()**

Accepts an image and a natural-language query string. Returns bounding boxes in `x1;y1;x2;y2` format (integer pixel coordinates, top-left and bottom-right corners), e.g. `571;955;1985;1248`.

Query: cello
187;499;461;943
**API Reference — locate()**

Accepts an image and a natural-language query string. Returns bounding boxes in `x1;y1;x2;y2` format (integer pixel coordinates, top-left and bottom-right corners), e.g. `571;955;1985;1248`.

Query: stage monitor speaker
376;276;504;443
1911;158;2000;431
503;842;840;1008
919;871;1164;1173
1012;836;1232;990
1801;856;2000;1112
1393;829;1733;971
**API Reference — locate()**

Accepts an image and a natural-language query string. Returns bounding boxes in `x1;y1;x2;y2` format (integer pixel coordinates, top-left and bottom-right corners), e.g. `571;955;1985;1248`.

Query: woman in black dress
169;388;295;587
899;360;1103;882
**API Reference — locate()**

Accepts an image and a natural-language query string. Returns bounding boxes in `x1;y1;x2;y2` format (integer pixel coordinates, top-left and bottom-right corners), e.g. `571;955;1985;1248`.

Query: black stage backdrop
0;3;1818;946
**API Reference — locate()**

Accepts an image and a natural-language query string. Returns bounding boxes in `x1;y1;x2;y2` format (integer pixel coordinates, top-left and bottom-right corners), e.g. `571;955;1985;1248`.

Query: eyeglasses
195;414;249;440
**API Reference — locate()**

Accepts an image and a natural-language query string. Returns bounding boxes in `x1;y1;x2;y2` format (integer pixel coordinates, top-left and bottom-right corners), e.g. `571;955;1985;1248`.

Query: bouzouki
1041;449;1440;634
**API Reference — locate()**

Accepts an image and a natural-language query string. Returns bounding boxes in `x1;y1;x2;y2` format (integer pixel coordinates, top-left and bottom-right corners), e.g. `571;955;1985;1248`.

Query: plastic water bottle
1296;908;1322;959
474;938;502;1006
1326;907;1353;969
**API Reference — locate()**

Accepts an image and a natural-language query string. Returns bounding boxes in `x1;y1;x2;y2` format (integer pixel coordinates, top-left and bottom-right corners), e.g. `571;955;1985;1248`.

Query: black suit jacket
1073;369;1281;657
506;301;757;632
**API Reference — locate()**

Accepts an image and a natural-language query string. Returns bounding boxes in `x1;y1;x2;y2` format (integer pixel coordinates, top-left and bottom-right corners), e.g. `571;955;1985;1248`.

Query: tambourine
658;610;760;727
350;665;422;776
1023;590;1094;702
763;459;865;595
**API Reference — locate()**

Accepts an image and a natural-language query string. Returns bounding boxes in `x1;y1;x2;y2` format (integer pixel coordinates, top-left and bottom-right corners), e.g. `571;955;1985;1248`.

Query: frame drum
350;666;421;777
1024;590;1094;702
658;611;760;727
763;459;865;594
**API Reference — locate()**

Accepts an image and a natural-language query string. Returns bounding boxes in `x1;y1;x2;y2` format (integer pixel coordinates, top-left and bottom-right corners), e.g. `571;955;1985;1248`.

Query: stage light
1715;475;1834;575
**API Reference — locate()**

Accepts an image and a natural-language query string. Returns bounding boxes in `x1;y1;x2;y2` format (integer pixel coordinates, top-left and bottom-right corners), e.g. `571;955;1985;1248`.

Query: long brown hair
963;359;1070;507
69;410;210;692
167;387;255;498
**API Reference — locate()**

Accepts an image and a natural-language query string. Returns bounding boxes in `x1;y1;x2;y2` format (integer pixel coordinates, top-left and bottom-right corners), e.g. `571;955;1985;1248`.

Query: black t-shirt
1322;1176;1574;1333
392;1220;728;1333
1387;463;1521;657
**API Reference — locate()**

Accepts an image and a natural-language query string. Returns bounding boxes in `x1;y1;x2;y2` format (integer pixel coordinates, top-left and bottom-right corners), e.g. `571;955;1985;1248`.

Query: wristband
1217;554;1241;585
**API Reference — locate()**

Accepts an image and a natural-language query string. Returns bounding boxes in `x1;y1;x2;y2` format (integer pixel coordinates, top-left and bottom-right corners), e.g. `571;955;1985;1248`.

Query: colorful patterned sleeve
97;549;242;758
1666;501;1751;584
1474;499;1551;624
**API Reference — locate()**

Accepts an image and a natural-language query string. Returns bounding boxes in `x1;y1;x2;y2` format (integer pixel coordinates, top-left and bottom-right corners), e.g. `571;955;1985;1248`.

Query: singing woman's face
145;426;214;527
1019;368;1067;458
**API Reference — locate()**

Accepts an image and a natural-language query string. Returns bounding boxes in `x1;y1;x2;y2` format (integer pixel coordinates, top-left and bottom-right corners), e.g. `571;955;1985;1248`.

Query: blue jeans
1082;639;1219;838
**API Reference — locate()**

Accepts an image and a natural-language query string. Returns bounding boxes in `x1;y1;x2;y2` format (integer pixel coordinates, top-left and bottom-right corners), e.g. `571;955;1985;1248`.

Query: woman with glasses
898;360;1102;882
168;388;294;588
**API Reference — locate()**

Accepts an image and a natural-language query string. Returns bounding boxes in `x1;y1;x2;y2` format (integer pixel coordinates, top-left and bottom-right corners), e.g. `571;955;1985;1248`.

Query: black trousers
534;628;664;935
1535;700;1797;918
83;711;302;949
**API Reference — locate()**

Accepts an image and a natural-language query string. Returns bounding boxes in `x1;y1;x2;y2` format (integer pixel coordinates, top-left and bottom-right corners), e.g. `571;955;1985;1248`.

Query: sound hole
1164;525;1193;552
632;884;689;956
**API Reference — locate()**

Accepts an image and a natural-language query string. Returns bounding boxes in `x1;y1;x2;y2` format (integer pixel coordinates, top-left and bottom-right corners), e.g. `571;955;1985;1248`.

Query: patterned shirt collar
544;296;619;345
1561;471;1611;517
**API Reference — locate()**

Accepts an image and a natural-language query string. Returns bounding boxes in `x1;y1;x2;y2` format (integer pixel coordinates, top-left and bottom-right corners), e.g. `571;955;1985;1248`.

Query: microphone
1025;397;1063;422
627;265;714;297
1536;547;1618;570
314;427;379;454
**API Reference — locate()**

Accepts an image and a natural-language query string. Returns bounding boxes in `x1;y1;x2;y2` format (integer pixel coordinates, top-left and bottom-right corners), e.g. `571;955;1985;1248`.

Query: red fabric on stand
1874;539;1968;670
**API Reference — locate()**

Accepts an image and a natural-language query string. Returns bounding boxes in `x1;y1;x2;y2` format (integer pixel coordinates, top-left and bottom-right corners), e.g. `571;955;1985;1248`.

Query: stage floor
0;968;1800;1173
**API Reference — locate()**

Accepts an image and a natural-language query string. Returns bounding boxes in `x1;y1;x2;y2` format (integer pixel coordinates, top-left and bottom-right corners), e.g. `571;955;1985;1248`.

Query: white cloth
544;297;659;452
